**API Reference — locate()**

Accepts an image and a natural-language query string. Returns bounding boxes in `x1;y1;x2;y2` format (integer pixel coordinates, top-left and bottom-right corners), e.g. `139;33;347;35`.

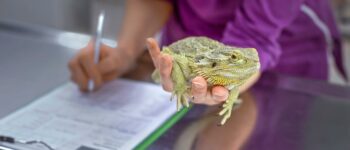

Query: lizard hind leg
218;89;239;125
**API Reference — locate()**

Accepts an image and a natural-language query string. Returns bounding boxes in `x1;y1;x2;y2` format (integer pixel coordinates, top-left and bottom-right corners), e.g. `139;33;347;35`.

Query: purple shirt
162;0;347;80
160;1;347;149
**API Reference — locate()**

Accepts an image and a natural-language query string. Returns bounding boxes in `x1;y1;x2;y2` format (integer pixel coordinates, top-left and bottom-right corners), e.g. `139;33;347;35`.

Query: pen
88;11;105;91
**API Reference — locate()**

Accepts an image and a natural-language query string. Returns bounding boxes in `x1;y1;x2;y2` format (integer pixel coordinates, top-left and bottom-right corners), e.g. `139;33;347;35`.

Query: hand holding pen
68;11;135;92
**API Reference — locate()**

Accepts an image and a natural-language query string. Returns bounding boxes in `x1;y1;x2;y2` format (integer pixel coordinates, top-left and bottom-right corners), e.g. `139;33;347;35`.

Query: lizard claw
170;93;175;101
173;91;190;111
218;100;232;125
232;99;242;110
218;100;241;125
217;90;239;125
176;95;182;111
182;95;190;107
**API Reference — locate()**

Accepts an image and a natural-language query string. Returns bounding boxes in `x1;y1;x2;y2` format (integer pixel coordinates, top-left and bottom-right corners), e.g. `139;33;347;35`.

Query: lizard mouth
210;64;259;77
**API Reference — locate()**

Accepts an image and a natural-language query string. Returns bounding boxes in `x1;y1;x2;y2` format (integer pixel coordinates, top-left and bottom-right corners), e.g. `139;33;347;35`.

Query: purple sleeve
165;0;175;4
221;0;304;71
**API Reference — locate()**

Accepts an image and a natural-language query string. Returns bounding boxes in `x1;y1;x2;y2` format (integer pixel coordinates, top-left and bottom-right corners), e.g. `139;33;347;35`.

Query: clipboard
0;107;191;150
0;142;46;150
0;79;191;150
134;106;191;150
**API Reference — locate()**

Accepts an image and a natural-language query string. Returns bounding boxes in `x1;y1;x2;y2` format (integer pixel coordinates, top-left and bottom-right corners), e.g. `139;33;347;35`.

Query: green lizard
152;37;260;125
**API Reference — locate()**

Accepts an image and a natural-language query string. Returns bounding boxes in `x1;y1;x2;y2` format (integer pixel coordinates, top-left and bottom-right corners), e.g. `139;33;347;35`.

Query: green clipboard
133;105;192;150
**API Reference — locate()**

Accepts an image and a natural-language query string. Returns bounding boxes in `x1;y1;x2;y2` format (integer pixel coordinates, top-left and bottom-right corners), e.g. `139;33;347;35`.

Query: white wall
0;0;90;33
0;0;125;37
90;0;125;39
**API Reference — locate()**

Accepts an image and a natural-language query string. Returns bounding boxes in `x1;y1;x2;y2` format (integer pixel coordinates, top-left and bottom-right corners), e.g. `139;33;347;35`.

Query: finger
68;59;77;82
146;38;161;69
200;86;229;105
79;52;103;89
102;71;119;82
191;76;208;104
68;58;89;91
70;75;76;83
210;86;229;103
85;40;94;49
159;55;173;91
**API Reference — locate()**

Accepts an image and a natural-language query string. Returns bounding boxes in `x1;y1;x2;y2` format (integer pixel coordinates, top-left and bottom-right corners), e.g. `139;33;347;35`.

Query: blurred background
0;0;350;40
0;0;124;39
0;0;349;82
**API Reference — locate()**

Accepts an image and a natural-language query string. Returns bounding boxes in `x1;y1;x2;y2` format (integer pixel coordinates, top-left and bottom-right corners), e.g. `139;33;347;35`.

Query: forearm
117;0;172;60
239;72;260;93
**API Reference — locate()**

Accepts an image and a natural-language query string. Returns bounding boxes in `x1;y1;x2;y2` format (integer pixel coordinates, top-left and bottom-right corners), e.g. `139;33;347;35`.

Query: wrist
118;39;148;61
113;45;143;74
115;46;137;62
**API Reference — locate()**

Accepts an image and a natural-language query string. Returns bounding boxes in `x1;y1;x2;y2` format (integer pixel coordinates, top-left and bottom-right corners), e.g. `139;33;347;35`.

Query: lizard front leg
171;61;190;111
218;88;239;125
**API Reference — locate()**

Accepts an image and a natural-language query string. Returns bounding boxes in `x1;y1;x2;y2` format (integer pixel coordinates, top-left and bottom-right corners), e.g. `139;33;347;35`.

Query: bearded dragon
152;37;260;125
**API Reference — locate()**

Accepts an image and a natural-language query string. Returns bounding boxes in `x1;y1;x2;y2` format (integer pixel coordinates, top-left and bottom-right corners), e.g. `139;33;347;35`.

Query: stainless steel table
151;73;350;150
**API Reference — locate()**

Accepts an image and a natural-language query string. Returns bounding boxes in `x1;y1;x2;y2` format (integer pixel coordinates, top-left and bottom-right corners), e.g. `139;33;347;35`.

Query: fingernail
146;38;152;43
161;55;167;62
146;43;151;50
161;57;169;67
161;56;171;67
193;82;204;89
213;92;226;100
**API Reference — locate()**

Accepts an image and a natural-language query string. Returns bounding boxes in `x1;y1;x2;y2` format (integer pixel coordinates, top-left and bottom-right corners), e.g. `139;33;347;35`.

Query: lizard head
194;45;260;86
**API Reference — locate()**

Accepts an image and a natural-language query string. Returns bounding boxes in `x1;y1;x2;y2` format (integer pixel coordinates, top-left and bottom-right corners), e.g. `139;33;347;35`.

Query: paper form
0;79;176;150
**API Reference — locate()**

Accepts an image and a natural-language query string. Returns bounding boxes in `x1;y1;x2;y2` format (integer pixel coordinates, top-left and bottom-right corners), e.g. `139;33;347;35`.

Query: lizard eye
231;54;237;59
211;62;217;68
